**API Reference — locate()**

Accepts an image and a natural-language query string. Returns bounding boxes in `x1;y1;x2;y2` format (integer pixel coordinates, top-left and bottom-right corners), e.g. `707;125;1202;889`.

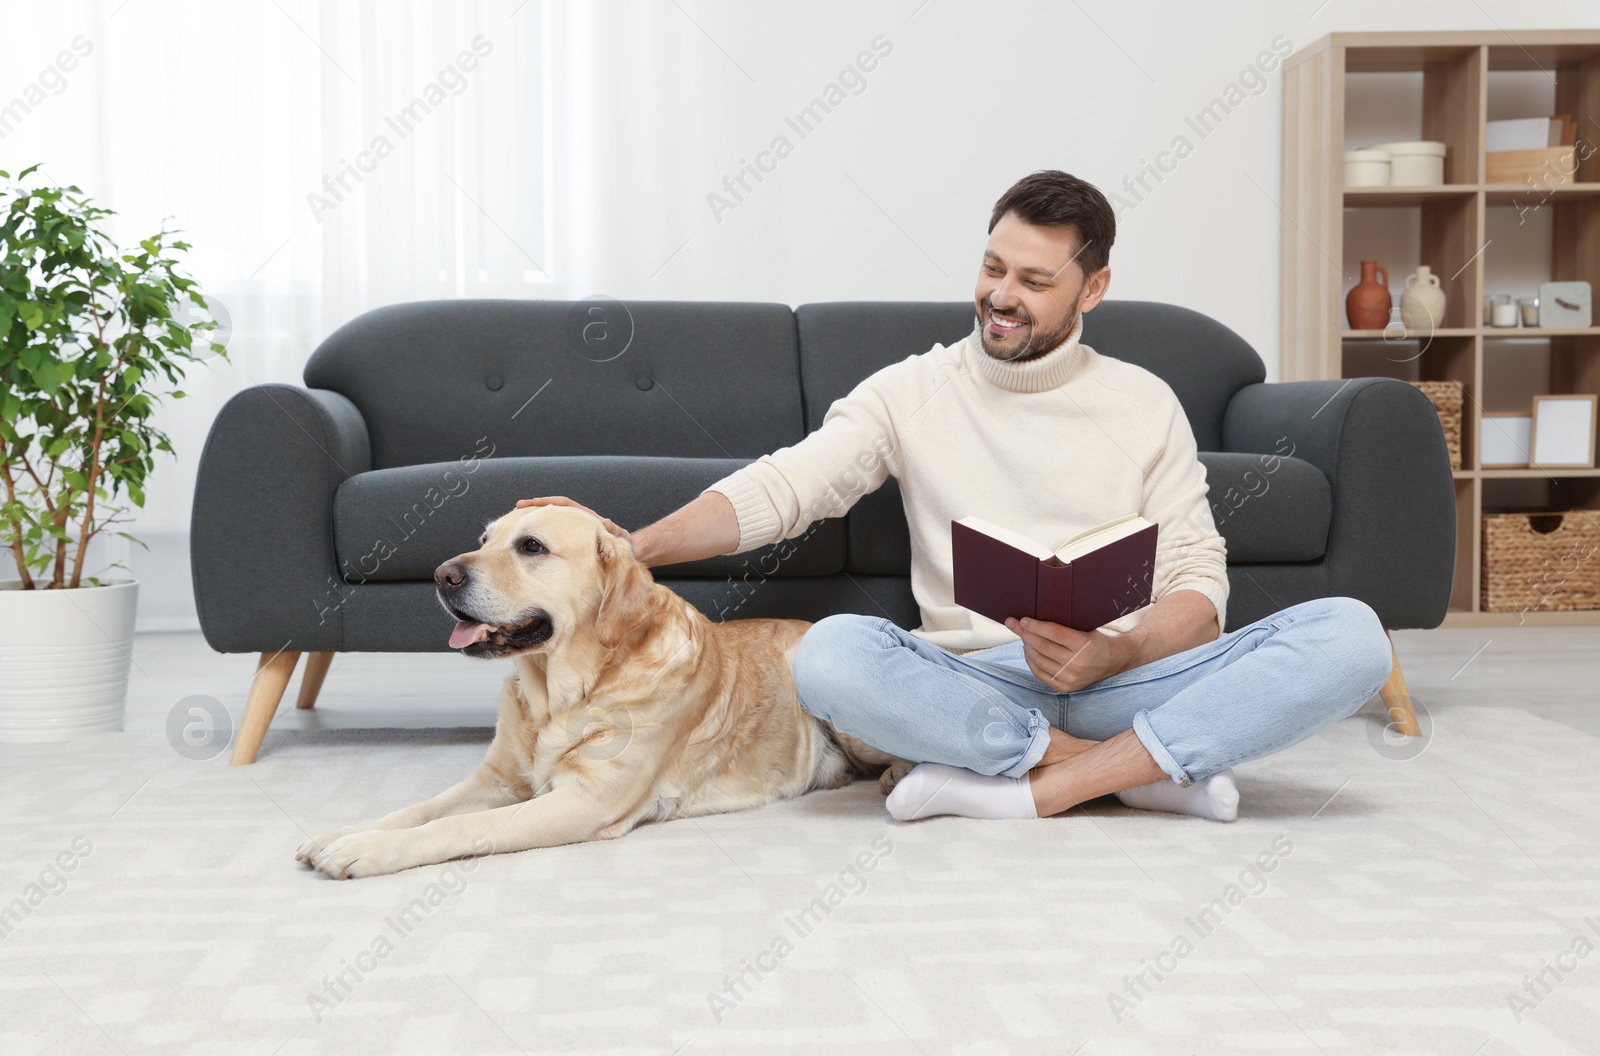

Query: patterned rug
1;705;1596;1055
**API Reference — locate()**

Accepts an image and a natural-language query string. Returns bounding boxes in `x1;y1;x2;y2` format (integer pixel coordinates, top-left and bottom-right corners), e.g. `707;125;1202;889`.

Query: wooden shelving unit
1282;31;1600;627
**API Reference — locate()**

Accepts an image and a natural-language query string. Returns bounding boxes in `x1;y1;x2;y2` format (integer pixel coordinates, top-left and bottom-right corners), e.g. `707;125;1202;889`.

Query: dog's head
434;504;656;659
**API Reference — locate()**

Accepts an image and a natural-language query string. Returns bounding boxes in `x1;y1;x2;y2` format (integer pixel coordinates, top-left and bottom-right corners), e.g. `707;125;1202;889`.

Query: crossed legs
792;597;1393;821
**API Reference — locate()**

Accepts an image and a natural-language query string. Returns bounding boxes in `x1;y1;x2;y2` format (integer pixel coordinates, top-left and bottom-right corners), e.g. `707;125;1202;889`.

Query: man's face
974;211;1110;362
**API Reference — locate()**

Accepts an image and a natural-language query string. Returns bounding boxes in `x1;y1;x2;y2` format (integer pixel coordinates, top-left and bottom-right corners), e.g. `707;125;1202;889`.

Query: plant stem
0;455;36;589
15;449;66;588
69;342;123;590
68;285;136;590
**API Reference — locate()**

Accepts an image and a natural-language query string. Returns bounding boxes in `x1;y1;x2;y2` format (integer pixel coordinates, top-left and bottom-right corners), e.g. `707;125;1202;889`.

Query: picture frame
1528;394;1598;469
1479;413;1533;468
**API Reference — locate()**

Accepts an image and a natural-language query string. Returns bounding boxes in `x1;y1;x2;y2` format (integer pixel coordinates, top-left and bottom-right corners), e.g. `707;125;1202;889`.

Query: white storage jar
1369;140;1447;186
1343;148;1392;187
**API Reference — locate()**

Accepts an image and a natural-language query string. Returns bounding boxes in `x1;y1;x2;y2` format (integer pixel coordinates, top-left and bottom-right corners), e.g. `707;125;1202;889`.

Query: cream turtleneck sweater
704;313;1229;653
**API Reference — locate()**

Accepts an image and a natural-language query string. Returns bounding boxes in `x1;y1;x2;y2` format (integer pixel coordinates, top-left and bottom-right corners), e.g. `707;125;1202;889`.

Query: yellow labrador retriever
296;504;906;879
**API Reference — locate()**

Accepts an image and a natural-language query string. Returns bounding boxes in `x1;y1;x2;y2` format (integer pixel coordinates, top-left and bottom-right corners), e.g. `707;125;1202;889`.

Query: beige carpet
1;705;1597;1056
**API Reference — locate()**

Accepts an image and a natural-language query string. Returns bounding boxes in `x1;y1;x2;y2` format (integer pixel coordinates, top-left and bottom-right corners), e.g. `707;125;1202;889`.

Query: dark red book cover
952;520;1157;631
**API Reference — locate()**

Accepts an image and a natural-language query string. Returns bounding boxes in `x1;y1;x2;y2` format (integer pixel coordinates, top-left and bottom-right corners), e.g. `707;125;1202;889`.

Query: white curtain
319;1;551;313
2;0;554;628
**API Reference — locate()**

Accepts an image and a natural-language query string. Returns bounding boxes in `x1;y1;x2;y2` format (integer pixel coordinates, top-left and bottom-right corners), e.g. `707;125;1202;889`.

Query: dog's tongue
449;620;492;649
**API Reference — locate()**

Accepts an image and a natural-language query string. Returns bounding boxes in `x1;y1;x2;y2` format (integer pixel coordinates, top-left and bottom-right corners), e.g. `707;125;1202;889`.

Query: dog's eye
520;537;547;556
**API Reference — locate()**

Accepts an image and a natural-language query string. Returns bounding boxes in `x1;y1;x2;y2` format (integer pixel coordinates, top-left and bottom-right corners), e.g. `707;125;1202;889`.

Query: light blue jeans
791;597;1393;786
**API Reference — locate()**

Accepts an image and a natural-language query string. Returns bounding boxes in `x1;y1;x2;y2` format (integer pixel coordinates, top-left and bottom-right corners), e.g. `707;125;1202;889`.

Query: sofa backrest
304;299;806;469
304;298;1267;472
794;300;1267;451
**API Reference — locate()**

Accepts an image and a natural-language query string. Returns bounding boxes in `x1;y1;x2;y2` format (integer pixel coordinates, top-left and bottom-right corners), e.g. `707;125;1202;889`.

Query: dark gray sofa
191;299;1456;762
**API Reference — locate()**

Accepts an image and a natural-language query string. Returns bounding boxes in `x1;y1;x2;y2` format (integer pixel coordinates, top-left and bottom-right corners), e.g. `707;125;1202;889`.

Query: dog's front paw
878;760;915;796
308;830;415;880
296;825;368;866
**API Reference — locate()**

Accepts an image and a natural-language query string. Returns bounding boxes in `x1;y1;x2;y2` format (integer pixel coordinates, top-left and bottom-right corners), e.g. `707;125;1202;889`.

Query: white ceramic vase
1400;266;1448;332
0;578;138;742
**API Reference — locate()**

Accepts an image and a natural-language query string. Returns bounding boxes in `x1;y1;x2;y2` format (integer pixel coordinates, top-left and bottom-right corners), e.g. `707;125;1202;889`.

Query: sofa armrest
190;385;372;652
1221;377;1456;628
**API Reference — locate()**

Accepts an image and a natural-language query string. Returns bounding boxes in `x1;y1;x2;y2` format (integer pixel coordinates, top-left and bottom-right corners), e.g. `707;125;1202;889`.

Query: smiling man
521;170;1392;823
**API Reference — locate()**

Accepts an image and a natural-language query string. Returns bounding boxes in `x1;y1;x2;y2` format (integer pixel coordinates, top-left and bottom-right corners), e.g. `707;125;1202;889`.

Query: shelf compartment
1342;333;1474;382
1342;195;1480;330
1480;196;1592;314
1341;46;1484;185
1486;47;1600;184
1477;483;1600;616
1479;337;1600;475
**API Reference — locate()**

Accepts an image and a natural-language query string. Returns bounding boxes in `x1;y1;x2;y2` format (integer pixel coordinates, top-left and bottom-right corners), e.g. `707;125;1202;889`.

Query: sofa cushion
1199;452;1330;562
305;300;805;469
333;455;845;583
795;300;1267;451
844;479;912;575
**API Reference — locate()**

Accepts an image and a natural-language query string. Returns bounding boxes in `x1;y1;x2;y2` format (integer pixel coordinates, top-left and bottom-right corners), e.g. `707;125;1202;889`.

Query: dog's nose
435;562;468;590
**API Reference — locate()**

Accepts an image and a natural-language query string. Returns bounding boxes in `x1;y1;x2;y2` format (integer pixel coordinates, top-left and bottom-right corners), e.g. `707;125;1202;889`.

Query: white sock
885;762;1039;821
1114;769;1239;822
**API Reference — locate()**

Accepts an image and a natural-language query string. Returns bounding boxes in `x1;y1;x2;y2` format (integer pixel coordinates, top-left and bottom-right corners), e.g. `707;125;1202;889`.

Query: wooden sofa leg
1377;633;1422;737
296;652;334;710
231;650;302;765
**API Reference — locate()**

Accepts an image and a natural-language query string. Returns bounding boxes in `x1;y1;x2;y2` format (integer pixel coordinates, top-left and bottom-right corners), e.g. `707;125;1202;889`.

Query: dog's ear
594;530;655;649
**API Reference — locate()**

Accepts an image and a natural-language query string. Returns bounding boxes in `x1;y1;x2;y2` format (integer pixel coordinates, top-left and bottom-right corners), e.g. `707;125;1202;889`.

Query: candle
1520;299;1540;327
1492;301;1518;327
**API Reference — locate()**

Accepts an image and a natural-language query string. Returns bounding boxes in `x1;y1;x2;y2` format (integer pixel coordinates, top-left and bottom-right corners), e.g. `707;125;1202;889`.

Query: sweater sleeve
1140;390;1230;630
702;366;907;554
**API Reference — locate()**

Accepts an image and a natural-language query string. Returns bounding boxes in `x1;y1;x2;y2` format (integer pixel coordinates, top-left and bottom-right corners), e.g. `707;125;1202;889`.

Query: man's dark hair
988;170;1115;276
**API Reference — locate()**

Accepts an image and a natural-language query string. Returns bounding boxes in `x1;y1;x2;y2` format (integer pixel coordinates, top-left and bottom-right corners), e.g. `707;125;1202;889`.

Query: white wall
5;0;1598;631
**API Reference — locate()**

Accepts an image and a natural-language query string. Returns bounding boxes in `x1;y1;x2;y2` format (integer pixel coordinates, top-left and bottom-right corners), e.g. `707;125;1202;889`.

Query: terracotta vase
1400;265;1447;332
1346;260;1391;330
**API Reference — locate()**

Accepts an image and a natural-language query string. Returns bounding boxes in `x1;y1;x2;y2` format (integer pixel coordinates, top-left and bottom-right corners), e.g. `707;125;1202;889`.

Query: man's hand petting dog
1003;616;1129;692
514;495;631;547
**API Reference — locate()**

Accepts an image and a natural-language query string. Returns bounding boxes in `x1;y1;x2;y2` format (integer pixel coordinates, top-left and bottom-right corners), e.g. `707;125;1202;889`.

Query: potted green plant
0;164;227;742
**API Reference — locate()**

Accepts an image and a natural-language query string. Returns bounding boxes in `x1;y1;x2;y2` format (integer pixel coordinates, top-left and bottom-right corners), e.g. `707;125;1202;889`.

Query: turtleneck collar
963;311;1087;393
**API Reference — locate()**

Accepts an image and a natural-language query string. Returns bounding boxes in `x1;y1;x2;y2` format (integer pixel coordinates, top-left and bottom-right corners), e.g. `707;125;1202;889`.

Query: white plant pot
0;578;138;742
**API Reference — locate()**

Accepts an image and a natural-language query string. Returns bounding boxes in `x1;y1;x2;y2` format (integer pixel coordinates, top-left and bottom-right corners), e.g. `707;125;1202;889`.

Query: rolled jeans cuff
1132;709;1194;787
998;712;1053;778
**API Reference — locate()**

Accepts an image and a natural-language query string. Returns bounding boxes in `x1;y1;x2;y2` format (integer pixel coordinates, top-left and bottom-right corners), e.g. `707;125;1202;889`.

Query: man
521;170;1392;823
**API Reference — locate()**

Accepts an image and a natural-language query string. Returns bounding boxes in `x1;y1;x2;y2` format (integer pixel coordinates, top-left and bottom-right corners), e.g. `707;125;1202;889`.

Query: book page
954;515;1055;561
1052;514;1151;562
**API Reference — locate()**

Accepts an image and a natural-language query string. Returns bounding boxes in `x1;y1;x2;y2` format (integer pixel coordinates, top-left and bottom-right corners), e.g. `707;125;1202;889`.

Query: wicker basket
1408;380;1463;470
1481;510;1600;612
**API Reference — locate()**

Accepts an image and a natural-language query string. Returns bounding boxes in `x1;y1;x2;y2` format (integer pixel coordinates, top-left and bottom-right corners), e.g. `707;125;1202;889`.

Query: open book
951;513;1157;631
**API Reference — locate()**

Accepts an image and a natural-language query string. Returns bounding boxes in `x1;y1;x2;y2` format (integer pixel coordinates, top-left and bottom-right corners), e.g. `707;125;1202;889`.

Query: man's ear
594;531;656;649
1078;265;1112;314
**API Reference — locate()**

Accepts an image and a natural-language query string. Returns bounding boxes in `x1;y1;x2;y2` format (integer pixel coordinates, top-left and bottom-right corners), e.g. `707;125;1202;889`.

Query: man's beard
976;297;1080;362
